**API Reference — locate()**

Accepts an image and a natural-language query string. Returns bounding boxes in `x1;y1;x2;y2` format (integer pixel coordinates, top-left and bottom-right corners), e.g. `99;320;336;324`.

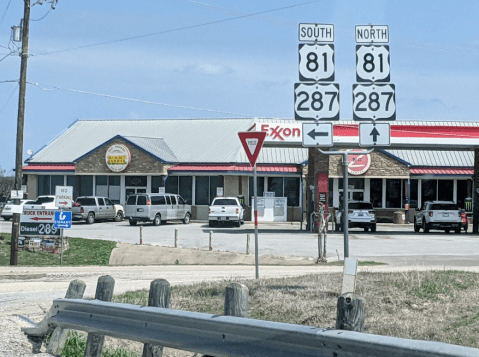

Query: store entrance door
125;176;147;201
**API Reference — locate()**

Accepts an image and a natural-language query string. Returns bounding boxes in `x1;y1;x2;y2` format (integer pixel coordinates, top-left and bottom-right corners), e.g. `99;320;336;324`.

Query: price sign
353;84;396;121
294;83;340;121
299;44;335;82
356;45;390;82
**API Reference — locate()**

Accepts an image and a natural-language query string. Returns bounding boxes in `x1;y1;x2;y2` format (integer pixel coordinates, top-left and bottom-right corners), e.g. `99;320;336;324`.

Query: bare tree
0;167;14;198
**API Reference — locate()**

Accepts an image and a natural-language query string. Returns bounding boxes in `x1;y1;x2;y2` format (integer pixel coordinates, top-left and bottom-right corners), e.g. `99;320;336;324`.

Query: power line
32;0;321;57
27;81;265;118
31;7;51;21
0;83;17;114
0;0;12;28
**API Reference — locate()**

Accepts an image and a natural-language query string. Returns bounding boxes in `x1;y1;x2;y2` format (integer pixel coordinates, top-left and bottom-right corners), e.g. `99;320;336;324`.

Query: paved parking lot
2;219;479;265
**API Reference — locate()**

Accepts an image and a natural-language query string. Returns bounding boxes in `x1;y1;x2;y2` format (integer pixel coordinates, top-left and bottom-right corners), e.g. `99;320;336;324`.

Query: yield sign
238;131;267;167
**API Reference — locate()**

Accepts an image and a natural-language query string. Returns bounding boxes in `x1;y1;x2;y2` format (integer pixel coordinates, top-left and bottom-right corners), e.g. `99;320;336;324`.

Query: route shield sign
352;83;395;121
299;44;335;82
356;45;390;82
294;83;340;121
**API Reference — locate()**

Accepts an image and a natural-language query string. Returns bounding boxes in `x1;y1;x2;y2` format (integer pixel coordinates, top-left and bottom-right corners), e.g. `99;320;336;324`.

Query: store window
284;177;300;207
195;176;224;205
386;179;401;208
95;175;121;203
328;179;333;208
166;176;193;204
37;175;64;196
421;179;437;203
125;176;147;187
338;178;364;201
408;179;418;208
370;179;382;208
267;177;283;198
437;180;453;201
249;177;265;206
79;175;93;196
151;176;164;193
457;179;471;209
66;176;78;200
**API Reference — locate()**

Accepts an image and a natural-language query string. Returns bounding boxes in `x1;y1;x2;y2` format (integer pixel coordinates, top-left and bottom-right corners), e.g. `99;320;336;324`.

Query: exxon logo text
260;124;301;140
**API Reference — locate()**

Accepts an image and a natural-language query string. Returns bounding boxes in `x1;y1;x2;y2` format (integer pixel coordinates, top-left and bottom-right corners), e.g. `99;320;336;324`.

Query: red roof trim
410;168;473;175
169;164;299;173
23;164;75;172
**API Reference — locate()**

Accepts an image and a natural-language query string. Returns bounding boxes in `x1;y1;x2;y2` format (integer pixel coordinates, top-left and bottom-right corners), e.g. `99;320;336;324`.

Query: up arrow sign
359;123;390;147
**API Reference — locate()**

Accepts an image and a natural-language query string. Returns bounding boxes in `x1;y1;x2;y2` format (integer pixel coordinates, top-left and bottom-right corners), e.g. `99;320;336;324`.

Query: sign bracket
316;147;375;258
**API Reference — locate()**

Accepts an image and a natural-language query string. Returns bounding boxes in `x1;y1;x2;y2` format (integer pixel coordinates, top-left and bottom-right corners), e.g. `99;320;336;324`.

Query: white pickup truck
208;197;244;227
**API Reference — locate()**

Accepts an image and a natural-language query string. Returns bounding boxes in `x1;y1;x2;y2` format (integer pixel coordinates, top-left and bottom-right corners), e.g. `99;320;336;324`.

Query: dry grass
113;269;479;351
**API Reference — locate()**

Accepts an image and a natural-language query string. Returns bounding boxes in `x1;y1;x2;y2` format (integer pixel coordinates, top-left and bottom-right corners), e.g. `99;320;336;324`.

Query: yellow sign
105;145;131;172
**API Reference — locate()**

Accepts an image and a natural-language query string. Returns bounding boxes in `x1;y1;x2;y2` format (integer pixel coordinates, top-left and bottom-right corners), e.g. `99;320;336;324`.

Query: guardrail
22;276;479;357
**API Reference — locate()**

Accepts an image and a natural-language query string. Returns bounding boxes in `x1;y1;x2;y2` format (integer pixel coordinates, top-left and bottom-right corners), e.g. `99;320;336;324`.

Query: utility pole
10;0;31;265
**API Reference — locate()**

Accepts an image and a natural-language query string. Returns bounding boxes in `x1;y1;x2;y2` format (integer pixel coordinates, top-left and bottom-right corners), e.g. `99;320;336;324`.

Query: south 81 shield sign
298;44;335;82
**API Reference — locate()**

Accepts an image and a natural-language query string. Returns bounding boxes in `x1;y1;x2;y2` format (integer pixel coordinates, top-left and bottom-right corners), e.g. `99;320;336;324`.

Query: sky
1;0;479;172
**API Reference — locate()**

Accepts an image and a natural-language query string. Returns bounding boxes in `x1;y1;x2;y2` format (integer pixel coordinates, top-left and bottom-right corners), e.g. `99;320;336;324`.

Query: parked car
334;201;376;232
1;199;35;220
72;196;124;224
23;195;57;209
414;201;462;233
208;197;244;227
125;193;191;226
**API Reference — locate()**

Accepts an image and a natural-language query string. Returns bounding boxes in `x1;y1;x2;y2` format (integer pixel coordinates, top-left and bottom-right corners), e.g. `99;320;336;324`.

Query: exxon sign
256;123;302;146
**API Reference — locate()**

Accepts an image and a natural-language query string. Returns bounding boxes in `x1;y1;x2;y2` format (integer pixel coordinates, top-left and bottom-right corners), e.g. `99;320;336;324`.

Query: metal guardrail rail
24;298;479;357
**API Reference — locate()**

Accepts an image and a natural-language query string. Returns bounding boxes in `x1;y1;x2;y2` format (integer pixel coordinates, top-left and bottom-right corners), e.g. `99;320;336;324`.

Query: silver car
125;193;191;226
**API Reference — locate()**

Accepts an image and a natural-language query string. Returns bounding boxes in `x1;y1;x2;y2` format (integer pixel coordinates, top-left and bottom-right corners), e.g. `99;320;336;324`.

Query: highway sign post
238;131;267;279
302;123;333;147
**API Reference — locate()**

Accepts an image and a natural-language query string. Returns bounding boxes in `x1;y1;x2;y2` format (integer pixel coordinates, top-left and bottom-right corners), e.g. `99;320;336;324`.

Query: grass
0;233;116;266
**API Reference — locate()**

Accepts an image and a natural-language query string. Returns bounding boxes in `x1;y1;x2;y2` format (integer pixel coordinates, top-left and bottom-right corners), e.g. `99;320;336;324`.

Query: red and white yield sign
238;131;267;167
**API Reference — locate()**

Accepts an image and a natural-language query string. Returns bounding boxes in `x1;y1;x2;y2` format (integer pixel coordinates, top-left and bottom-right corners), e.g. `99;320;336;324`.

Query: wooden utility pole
11;0;31;265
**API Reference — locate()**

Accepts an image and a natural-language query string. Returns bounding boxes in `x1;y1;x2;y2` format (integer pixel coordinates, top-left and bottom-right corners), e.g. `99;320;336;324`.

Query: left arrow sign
302;123;333;147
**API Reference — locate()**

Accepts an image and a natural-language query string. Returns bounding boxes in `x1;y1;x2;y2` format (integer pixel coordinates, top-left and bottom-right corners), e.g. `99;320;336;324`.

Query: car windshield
349;202;373;210
76;198;96;206
213;199;238;206
35;197;54;204
430;203;458;210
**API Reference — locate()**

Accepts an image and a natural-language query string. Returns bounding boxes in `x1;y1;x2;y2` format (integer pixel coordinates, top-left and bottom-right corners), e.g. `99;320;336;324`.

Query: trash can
393;211;406;224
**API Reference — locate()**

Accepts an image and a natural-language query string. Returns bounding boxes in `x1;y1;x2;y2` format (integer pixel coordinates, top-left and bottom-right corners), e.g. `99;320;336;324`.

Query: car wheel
464;223;468;233
129;219;137;226
413;219;420;232
235;220;241;227
86;212;95;224
114;211;124;222
153;214;161;226
422;220;429;233
455;227;461;234
371;224;376;233
445;229;450;234
183;213;191;224
364;227;369;232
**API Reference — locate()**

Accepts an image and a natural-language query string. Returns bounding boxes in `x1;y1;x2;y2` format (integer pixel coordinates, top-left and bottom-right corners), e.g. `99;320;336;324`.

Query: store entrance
125;176;147;200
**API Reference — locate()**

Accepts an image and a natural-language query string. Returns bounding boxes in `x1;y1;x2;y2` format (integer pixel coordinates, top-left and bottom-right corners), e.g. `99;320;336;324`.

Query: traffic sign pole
60;208;63;265
253;164;259;279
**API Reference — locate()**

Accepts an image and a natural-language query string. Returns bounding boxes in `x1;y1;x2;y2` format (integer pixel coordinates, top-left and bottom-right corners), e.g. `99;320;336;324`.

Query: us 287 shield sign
294;83;340;121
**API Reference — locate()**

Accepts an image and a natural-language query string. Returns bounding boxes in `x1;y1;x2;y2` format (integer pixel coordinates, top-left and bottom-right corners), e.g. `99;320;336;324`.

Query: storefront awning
169;164;299;174
410;168;473;175
22;164;75;172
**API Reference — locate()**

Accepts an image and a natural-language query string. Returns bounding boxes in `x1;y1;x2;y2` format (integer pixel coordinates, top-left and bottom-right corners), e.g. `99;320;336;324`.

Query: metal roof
123;136;178;163
383;150;473;167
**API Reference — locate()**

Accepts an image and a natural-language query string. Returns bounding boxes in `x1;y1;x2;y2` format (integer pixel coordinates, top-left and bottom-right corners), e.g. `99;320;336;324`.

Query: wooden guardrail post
84;275;115;357
142;279;171;357
204;283;249;357
174;229;178;248
246;234;250;254
47;279;87;355
336;292;366;332
209;231;213;251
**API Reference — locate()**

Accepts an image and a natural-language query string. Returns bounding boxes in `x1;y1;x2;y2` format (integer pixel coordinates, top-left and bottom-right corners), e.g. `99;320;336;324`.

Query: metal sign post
253;164;259;279
317;148;374;258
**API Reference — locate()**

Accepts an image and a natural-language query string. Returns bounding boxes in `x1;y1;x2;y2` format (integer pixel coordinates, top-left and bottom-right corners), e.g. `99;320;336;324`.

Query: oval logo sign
348;149;371;176
105;144;131;172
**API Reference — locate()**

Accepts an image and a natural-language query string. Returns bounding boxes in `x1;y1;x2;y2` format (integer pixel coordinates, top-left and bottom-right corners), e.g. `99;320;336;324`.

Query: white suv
414;201;462;233
335;201;376;232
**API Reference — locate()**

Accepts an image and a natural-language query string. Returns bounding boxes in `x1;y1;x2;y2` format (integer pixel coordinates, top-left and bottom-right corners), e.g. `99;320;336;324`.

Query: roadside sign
352;83;395;121
20;208;60;236
10;190;23;199
299;23;334;42
348;149;372;175
54;211;72;229
294;83;340;121
302;122;333;147
238;131;267;167
359;123;391;146
55;186;73;208
356;45;390;82
158;187;165;194
299;44;335;82
355;25;389;43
